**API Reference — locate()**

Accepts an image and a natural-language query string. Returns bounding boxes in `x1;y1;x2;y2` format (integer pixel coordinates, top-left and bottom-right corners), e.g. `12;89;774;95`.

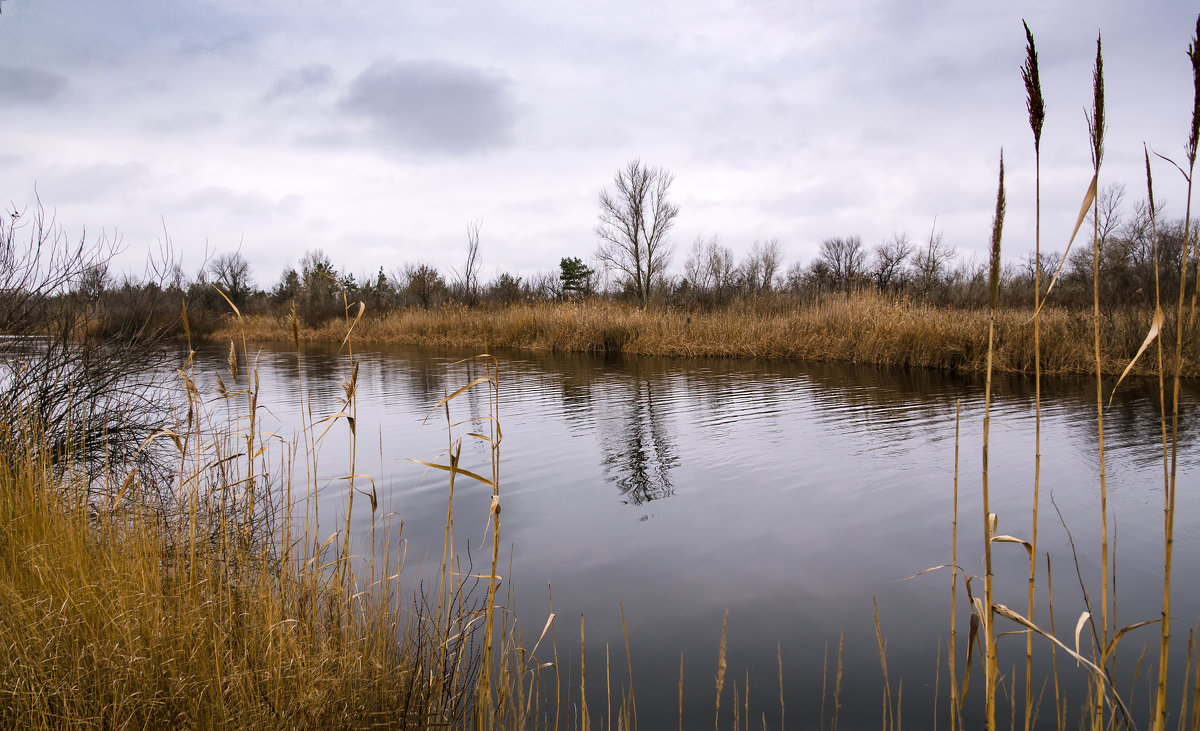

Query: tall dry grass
10;14;1200;731
0;296;558;729
0;391;435;727
934;18;1200;731
210;296;1199;377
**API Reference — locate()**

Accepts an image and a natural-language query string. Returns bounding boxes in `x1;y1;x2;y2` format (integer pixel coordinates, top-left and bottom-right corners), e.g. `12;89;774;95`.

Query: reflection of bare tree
600;380;679;505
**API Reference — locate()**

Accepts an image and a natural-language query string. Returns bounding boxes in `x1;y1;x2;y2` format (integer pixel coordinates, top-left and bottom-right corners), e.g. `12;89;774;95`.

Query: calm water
193;342;1200;729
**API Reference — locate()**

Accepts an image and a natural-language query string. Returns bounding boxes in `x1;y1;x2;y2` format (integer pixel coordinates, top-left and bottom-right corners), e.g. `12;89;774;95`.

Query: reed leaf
407;458;498;489
1108;306;1164;406
1031;174;1098;318
991;535;1034;559
338;300;366;351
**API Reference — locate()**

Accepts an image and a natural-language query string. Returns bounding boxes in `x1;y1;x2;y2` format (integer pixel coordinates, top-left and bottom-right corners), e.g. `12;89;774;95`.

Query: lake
190;341;1200;729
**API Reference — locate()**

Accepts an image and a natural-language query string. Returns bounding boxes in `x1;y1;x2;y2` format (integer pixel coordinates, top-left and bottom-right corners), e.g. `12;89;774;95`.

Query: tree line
5;162;1195;346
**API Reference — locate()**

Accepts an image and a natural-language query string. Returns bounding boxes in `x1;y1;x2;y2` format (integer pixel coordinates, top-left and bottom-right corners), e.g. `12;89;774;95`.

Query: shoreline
202;296;1196;378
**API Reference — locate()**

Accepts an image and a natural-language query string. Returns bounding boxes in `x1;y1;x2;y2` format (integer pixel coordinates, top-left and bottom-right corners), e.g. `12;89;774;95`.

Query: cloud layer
0;1;1195;284
0;64;67;104
340;59;515;155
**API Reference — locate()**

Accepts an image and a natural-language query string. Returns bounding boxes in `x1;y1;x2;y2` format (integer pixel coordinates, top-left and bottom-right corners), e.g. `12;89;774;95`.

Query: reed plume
1020;20;1046;731
1086;32;1110;731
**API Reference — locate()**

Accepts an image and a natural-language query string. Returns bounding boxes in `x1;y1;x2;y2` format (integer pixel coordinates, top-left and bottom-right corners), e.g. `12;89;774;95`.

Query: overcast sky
2;1;1198;290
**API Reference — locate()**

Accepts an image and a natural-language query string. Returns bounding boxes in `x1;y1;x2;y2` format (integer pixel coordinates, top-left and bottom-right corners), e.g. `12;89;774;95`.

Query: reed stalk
1156;17;1200;731
982;150;1006;731
484;355;503;729
1148;141;1172;731
620;599;637;728
679;653;685;731
333;282;362;587
874;595;894;729
715;610;728;731
949;399;962;731
1084;33;1110;731
1046;554;1063;731
581;615;589;731
835;629;844;731
1021;21;1046;731
778;644;785;731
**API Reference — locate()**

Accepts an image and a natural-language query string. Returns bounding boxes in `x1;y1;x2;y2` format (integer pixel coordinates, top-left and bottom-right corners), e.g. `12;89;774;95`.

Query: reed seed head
227;340;239;384
1087;33;1105;172
1144;144;1157;218
1021;20;1045;151
1187;14;1200;166
989;151;1006;311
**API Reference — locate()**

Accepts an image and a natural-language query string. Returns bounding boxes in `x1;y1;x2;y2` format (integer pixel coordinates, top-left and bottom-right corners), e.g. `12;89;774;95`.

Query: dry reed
210;297;1199;378
979;150;1006;731
1021;20;1046;731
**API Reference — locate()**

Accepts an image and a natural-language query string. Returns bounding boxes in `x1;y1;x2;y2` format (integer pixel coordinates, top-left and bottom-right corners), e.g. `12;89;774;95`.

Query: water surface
193;342;1200;729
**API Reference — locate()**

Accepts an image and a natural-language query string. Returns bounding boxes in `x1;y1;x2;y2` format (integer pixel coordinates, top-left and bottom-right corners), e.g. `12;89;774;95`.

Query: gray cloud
177;31;255;58
39;162;151;204
0;65;68;104
179;186;302;217
263;64;336;101
142;110;225;134
339;59;515;154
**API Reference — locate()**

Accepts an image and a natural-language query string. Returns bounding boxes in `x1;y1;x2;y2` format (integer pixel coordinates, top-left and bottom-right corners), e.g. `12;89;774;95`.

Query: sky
2;1;1198;291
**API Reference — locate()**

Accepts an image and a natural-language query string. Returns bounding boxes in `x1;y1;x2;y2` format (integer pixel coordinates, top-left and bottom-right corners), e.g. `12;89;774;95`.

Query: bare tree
453;219;482;306
684;235;737;299
872;233;913;292
524;270;561;301
741;238;783;295
1088;182;1126;247
912;221;956;299
208;249;254;307
594;159;680;304
816;235;868;291
683;236;712;290
783;261;807;295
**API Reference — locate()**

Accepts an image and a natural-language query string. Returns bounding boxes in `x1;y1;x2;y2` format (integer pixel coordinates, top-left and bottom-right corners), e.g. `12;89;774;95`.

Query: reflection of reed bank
599;379;679;505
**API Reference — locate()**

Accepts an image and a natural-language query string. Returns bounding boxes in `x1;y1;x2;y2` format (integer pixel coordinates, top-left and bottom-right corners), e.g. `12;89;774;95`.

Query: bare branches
594;159;679;304
453;220;483;306
816;235;868;291
208;248;254;308
0;193;178;495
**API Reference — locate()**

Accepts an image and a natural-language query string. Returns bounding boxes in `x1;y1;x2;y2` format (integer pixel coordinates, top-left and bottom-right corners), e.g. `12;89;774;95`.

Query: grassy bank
0;333;551;729
209;294;1197;377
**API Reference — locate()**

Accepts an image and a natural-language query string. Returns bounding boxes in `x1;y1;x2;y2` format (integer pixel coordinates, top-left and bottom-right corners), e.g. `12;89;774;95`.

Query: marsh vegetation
4;15;1200;731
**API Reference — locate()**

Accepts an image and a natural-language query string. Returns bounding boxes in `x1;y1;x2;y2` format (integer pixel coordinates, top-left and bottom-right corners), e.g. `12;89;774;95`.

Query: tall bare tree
684;235;737;298
872;233;913;292
741;238;782;295
912;221;956;299
817;235;868;291
594;159;679;304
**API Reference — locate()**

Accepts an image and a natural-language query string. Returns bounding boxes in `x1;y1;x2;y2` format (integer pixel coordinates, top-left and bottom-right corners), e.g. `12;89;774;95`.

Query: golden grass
0;426;425;728
0;314;547;729
11;16;1200;730
208;295;1199;377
